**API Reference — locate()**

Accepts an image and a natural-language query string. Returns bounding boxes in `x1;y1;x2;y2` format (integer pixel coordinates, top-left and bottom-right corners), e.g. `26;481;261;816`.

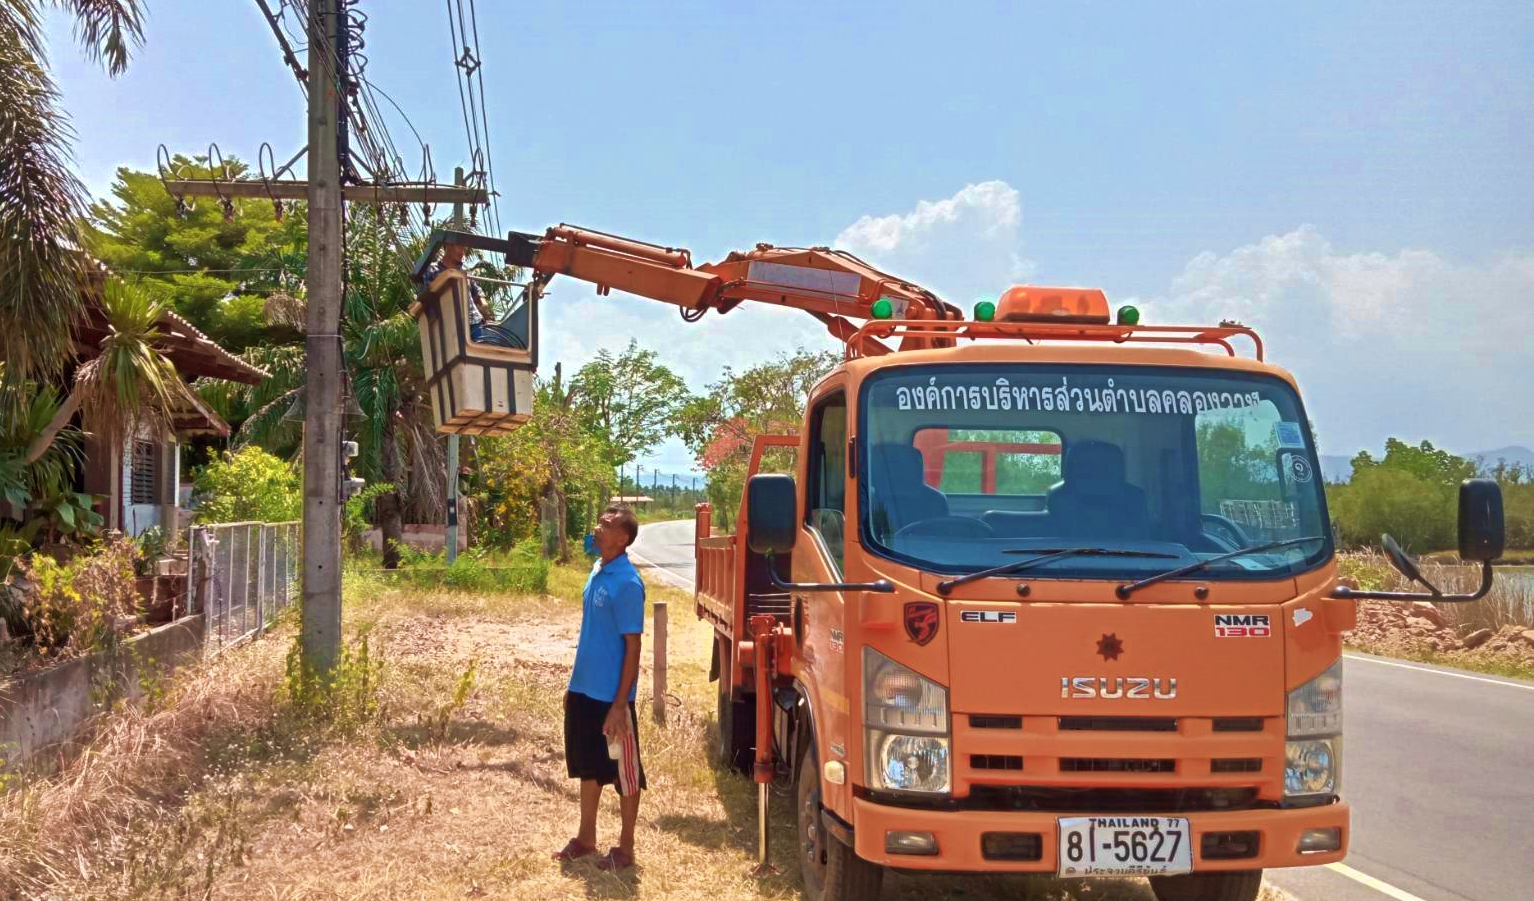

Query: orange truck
412;226;1507;901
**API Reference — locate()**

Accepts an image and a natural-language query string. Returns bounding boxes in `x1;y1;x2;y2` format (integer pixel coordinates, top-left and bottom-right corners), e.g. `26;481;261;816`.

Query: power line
466;0;501;236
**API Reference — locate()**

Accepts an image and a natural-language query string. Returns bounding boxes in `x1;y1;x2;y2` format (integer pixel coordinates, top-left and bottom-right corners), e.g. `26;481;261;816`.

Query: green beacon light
1116;305;1141;326
871;298;894;320
973;300;996;322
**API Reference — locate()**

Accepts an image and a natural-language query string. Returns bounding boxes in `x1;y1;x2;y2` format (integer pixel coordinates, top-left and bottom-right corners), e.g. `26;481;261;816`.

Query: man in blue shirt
554;505;647;870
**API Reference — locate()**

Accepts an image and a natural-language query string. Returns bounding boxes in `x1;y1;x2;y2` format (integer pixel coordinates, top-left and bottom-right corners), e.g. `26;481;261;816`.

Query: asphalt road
630;520;1534;901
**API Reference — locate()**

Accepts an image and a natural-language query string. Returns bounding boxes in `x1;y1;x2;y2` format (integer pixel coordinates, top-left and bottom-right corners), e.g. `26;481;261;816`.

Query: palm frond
58;0;145;76
0;14;87;392
235;387;301;452
73;279;194;451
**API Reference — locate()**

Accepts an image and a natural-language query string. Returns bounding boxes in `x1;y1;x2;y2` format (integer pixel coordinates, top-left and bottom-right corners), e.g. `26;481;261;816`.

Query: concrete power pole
301;0;345;676
445;166;465;565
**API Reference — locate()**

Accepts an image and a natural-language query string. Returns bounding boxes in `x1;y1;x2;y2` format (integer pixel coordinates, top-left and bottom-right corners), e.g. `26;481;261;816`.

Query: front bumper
852;797;1349;872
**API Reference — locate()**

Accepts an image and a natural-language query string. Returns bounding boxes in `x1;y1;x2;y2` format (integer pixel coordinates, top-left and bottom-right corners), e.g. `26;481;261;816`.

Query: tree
1328;438;1475;551
0;1;145;399
678;349;838;529
199;206;449;566
474;366;609;559
193;446;301;524
85;156;307;352
7;279;195;535
571;340;689;472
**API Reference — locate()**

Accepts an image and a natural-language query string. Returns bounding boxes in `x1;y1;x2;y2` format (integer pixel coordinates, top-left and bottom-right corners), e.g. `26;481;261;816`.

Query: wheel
715;677;754;775
797;743;883;901
1149;870;1263;901
1200;513;1251;549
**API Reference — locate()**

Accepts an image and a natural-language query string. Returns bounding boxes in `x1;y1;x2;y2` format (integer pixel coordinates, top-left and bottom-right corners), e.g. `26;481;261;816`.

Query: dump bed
694;504;738;636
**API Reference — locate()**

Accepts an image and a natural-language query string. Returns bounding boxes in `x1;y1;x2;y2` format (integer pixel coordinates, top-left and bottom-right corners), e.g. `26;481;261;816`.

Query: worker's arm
604;634;642;739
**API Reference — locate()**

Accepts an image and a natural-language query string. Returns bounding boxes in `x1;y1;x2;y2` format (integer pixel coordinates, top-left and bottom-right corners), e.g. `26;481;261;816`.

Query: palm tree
206;206;450;567
0;0;145;400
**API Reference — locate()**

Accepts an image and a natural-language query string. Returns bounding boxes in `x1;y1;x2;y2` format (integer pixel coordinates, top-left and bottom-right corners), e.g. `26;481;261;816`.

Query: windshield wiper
1115;535;1326;599
936;547;1179;596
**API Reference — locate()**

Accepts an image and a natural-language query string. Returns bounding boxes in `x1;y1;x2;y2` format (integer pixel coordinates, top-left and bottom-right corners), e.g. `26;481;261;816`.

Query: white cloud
545;186;1532;470
1151;226;1534;455
835;180;1031;303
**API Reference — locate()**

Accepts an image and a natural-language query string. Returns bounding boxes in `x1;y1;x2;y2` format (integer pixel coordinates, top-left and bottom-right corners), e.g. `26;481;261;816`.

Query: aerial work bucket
408;267;534;435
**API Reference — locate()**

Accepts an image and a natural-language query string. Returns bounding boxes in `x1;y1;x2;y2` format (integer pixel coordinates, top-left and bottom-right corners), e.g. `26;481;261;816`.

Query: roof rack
842;320;1264;362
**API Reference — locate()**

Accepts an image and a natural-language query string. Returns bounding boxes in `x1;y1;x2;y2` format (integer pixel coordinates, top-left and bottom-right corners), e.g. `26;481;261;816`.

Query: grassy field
0;563;1291;900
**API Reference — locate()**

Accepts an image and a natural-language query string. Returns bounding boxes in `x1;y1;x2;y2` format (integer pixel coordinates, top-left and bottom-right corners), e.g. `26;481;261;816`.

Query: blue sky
45;1;1534;475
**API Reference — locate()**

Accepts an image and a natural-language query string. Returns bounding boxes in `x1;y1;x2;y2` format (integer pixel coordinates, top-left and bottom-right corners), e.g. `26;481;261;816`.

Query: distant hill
1467;445;1534;473
1318;445;1534;484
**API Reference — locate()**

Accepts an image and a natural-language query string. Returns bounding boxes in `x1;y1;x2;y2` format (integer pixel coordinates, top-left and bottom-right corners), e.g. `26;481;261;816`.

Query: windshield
858;364;1331;581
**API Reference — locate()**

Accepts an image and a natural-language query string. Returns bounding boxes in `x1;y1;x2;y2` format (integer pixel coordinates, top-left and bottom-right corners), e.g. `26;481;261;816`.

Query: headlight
871;732;951;794
1287;661;1342;738
864;648;948;734
1285;738;1339;798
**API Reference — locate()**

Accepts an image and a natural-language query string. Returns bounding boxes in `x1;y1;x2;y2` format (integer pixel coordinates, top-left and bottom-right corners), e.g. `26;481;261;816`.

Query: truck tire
715;678;754;775
1149;870;1263;901
797;744;883;901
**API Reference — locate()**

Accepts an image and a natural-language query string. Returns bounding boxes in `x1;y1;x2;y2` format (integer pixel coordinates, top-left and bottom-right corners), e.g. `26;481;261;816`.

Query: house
71;268;268;538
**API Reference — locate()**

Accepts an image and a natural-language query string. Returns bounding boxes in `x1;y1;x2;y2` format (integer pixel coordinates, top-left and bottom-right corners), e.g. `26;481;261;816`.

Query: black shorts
564;691;646;795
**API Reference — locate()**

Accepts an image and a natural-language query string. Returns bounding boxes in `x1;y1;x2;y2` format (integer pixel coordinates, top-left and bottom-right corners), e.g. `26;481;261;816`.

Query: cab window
805;391;847;574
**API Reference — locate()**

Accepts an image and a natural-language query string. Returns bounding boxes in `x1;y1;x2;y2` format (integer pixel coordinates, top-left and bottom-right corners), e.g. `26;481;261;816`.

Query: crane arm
415;225;962;355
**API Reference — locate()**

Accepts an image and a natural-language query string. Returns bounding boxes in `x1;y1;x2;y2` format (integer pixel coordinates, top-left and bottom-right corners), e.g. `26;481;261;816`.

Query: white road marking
628;550;694;590
1324;862;1431;901
1344;652;1534;691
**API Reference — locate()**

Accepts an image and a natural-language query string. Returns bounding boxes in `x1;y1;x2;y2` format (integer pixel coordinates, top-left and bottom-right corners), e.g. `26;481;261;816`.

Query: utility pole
445;166;465;565
301;0;345;676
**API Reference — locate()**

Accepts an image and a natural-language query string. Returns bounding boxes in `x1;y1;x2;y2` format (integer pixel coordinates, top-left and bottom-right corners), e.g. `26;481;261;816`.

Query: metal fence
188;521;301;654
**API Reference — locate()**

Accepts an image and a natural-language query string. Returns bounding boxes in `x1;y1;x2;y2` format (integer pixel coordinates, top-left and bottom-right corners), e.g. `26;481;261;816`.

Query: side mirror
1381;534;1427;587
1458;478;1504;562
747;474;798;556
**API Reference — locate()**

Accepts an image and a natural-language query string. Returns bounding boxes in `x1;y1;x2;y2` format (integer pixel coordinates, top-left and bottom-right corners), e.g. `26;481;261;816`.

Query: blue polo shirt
569;552;646;703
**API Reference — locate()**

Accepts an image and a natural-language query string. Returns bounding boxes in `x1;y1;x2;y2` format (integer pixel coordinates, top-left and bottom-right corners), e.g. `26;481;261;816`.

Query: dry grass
0;563;1296;900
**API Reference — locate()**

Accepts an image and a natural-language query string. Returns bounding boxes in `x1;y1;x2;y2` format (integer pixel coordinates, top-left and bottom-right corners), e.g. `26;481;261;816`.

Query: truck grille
1212;717;1266;732
969;715;1023;730
981;832;1043;861
971;754;1024;771
1211;758;1263;774
1059;716;1177;732
966;785;1261;814
1060;758;1177;774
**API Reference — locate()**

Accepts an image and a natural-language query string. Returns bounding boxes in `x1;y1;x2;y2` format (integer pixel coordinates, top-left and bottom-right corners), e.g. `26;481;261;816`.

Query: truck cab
700;295;1504;901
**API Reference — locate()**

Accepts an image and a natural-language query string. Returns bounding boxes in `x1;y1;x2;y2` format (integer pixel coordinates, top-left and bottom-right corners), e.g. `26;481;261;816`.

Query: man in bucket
553;505;647;870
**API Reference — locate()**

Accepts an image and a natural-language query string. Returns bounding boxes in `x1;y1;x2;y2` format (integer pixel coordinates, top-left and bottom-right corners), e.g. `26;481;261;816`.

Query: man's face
594;513;629;557
441;245;465;269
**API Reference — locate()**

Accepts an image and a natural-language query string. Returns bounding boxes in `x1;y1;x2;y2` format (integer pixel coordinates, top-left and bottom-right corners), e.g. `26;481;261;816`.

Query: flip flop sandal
552;838;597;861
595;847;635;871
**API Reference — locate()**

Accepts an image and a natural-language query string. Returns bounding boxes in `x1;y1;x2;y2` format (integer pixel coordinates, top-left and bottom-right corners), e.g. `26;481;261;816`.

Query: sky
44;1;1534;476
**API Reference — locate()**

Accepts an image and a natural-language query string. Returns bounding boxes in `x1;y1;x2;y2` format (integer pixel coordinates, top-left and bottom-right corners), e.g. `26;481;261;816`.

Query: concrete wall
0;615;205;768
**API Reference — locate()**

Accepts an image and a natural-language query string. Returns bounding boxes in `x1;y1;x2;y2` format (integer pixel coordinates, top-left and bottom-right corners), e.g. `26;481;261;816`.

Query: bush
389;540;550;594
1328;468;1456;552
193;447;300;524
15;537;140;654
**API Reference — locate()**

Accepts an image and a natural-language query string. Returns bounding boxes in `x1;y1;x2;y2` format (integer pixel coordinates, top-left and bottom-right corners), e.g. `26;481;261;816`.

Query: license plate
1056;816;1193;877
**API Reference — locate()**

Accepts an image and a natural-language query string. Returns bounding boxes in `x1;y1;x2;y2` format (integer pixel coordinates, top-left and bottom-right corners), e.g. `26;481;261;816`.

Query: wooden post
652;599;668;724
